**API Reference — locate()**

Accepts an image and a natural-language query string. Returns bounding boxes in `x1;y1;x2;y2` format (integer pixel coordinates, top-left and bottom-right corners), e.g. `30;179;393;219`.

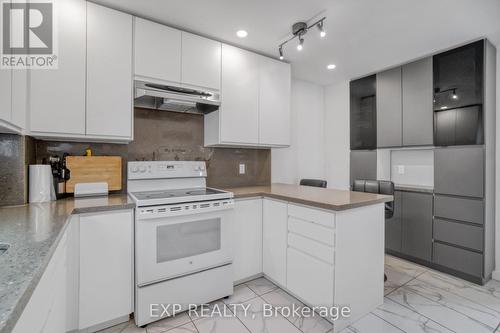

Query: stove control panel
128;161;207;179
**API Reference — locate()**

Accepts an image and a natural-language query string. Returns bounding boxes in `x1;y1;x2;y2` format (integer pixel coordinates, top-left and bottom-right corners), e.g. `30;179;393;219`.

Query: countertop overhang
223;183;393;211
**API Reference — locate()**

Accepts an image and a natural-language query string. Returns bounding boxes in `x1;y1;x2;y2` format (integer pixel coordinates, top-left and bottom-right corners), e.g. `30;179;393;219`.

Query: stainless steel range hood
134;80;220;114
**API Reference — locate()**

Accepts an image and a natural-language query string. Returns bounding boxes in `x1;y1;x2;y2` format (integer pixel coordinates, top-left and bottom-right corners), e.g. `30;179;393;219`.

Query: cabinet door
220;44;259;144
11;69;27;129
385;190;402;252
0;67;11;124
402;57;433;146
181;32;221;90
134;17;181;83
401;192;433;261
350;75;377;149
259;56;291;146
434;146;484;198
233;199;263;282
377;67;402;147
349;150;377;186
86;3;132;138
30;0;86;135
79;210;133;330
262;199;287;286
433;40;483;110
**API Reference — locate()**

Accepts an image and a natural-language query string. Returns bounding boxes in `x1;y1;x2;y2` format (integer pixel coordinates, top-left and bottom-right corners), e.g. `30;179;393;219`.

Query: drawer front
434;195;484;225
287;247;334;307
288;204;335;228
288;233;334;264
288;217;334;246
433;218;483;251
433;242;482;277
434;147;484;198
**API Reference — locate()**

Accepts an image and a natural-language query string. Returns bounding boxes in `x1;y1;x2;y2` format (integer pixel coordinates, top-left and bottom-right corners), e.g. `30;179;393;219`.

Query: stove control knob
131;166;139;173
199;165;206;171
139;166;146;173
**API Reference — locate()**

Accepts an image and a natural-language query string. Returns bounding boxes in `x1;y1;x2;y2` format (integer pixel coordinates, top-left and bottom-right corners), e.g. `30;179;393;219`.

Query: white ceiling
92;0;500;86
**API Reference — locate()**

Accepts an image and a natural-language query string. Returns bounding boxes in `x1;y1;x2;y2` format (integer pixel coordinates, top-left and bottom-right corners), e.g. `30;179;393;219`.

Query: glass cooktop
131;188;227;201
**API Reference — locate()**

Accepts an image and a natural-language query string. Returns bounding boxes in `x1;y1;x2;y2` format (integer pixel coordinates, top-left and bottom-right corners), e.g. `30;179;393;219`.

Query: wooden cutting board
65;156;122;193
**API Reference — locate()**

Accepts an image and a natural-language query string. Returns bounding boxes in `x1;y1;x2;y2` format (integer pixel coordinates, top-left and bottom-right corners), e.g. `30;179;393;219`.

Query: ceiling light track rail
278;17;326;60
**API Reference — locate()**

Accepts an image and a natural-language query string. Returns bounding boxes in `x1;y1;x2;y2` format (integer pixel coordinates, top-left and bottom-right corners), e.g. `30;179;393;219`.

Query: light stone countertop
223;183;393;211
0;194;135;333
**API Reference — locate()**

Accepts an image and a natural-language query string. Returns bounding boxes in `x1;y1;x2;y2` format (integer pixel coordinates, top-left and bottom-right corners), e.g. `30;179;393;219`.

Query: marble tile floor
99;255;500;333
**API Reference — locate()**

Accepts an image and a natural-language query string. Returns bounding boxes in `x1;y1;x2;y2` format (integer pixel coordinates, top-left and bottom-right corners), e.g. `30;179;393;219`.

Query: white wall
271;79;325;184
324;82;350;189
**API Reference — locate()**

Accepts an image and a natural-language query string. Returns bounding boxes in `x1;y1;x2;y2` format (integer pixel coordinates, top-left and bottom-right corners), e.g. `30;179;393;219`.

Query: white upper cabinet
204;45;291;148
181;32;221;90
86;3;133;139
30;0;86;136
219;44;260;144
259;57;291;146
134;18;181;83
0;67;12;128
11;70;27;130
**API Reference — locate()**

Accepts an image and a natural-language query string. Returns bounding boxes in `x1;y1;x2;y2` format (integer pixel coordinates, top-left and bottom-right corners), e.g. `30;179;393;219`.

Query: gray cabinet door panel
377;67;402;147
385;191;402;252
402;57;433;146
434;147;484;198
434;195;484;225
433;219;483;252
402;192;433;261
350;151;377;186
433;242;483;277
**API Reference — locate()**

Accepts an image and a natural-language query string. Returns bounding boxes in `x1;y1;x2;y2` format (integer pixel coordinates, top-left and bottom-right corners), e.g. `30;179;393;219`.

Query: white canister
29;165;56;203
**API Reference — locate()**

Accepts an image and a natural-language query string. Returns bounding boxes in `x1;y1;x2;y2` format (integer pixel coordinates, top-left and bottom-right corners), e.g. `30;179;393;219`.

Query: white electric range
128;161;234;327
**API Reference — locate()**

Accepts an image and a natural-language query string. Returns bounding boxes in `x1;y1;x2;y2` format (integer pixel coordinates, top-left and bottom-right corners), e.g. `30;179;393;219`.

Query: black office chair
353;179;394;218
300;179;327;188
353;179;395;282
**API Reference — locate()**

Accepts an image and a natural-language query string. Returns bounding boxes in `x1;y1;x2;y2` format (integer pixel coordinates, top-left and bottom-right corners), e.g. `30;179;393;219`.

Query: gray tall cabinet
376;57;434;148
350;39;496;284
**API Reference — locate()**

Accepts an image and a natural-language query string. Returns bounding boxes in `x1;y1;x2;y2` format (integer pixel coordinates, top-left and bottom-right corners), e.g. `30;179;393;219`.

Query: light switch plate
239;163;246;175
398;165;405;175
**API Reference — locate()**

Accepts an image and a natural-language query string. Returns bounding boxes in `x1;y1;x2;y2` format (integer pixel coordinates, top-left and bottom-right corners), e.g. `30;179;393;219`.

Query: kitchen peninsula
226;183;392;332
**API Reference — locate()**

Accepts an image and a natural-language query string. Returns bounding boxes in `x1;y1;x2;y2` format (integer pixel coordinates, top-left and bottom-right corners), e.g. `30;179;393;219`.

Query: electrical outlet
398;165;405;175
239;163;246;175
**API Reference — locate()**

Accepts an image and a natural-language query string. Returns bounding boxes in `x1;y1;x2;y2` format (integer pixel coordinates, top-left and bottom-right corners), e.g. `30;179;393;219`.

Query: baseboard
491;270;500;281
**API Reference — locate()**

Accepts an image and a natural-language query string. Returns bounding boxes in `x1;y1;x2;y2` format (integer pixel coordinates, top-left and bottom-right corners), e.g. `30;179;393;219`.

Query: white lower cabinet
233;198;263;282
79;210;133;331
262;198;288;286
12;226;68;333
287;247;334;307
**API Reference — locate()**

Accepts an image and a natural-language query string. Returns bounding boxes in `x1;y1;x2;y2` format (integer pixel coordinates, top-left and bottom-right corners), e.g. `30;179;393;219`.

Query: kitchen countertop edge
0;195;135;333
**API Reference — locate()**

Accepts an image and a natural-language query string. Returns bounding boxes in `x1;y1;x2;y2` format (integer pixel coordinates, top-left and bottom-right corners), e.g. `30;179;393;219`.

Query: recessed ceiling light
236;30;248;38
327;64;336;70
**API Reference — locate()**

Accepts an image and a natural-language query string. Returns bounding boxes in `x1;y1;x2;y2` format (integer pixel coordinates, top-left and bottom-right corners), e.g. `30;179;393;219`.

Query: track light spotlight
279;46;284;60
318;21;326;38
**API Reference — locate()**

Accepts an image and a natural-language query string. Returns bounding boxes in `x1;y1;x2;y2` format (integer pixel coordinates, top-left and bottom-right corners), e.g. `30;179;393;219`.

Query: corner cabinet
204;44;291;148
262;198;288;286
233;199;263;282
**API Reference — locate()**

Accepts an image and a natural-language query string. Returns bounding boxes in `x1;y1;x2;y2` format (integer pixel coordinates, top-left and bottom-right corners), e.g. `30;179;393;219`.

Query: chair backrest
300;179;327;188
353;179;395;218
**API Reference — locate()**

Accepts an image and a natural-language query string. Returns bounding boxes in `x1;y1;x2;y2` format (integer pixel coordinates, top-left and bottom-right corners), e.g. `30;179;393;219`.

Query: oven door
136;205;233;286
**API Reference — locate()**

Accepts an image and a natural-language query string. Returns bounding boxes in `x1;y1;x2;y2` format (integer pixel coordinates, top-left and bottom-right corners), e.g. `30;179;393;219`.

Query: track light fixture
277;17;326;60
